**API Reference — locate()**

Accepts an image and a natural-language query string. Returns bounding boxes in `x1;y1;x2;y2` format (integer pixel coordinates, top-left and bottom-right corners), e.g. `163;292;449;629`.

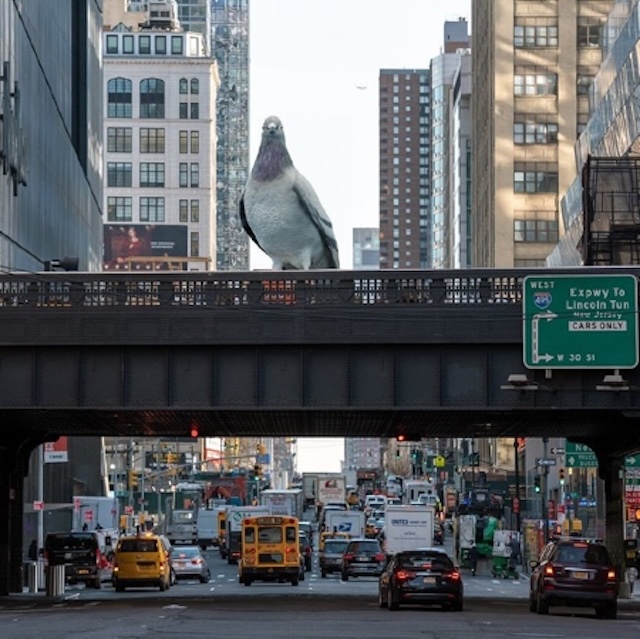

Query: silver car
169;545;211;583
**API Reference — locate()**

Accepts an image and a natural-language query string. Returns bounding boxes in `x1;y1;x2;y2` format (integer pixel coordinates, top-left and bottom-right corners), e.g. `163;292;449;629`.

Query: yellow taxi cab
319;531;350;553
112;532;172;592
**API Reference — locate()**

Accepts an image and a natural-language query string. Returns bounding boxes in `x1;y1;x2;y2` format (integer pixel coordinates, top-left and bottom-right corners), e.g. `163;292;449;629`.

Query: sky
248;0;471;474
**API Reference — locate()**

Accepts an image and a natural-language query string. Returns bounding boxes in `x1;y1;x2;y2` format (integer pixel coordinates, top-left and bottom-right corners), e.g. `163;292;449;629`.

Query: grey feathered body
239;116;340;270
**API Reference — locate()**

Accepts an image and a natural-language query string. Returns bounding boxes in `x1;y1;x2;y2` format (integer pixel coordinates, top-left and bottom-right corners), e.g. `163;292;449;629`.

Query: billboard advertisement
104;224;188;270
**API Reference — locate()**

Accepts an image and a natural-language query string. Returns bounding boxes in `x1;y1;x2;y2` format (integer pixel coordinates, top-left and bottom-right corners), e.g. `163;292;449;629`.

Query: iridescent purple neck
252;140;293;181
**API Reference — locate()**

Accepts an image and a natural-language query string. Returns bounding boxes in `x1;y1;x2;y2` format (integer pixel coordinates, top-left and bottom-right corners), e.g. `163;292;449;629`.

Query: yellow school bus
238;515;300;586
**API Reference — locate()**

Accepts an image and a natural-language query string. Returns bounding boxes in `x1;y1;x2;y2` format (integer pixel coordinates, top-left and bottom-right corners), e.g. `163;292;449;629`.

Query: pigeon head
252;115;293;181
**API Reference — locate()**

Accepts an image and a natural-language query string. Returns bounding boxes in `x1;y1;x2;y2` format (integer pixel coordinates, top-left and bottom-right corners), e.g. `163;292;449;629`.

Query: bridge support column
596;452;626;572
0;438;38;596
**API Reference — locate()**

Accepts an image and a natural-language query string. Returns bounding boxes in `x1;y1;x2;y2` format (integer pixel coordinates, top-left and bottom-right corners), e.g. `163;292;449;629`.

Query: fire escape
582;156;640;265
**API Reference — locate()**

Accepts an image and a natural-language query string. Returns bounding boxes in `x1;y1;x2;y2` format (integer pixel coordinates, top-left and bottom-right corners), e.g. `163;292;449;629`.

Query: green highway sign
523;274;638;369
626;455;640;468
565;442;598;468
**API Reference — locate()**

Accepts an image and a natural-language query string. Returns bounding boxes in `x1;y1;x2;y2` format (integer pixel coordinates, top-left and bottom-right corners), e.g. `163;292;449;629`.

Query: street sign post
523;274;638;369
565;442;598;468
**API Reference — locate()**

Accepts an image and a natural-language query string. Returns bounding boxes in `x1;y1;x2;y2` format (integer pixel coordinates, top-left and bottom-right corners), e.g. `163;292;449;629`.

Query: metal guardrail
0;267;633;310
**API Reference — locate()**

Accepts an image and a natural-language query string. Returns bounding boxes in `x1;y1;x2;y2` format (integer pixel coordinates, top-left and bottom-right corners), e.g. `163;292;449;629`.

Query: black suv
529;537;619;618
341;538;386;580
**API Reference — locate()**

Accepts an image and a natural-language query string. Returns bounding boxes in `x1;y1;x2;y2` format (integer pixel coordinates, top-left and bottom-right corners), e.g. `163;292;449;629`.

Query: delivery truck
260;488;304;520
383;504;435;555
323;509;365;538
224;505;270;564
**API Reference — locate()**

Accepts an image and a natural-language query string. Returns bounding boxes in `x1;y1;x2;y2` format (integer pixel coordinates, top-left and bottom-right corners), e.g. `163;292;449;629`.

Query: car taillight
544;565;554;577
448;570;461;581
395;570;416;581
192;558;203;565
607;569;616;581
374;553;385;561
343;553;354;561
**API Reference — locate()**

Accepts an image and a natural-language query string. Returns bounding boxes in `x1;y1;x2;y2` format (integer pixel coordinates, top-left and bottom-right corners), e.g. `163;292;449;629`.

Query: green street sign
523;274;638;369
626;455;640;468
565;442;598;468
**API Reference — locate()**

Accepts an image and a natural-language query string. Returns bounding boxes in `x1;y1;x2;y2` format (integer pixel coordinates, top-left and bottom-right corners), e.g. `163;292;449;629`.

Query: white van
196;508;222;550
364;495;387;510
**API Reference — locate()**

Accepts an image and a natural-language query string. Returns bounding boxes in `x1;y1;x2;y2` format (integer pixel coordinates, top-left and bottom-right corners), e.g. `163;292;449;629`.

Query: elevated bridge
0;267;639;593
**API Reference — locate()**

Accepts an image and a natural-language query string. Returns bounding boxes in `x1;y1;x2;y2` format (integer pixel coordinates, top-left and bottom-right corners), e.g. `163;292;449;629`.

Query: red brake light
343;552;354;561
449;570;461;581
544;565;554;576
607;570;616;580
395;570;415;581
374;553;386;561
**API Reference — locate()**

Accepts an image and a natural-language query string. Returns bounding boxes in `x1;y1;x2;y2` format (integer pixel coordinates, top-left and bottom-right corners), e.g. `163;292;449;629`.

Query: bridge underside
0;343;639;455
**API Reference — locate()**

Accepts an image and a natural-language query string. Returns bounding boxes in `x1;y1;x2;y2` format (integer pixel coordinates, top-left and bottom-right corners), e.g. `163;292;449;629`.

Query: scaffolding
582;156;640;266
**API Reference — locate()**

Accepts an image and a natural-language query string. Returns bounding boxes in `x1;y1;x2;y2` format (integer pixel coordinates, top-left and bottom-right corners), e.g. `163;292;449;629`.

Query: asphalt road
2;539;639;639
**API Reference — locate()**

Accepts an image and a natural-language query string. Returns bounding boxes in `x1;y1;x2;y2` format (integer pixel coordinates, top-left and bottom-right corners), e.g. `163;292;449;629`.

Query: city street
2;544;640;639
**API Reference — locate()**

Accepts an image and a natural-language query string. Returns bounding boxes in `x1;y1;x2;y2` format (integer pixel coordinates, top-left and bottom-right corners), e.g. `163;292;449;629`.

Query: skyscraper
471;0;614;268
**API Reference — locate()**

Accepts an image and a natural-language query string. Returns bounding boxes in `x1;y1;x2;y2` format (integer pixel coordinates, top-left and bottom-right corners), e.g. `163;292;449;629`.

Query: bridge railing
0;267;636;310
0;269;535;309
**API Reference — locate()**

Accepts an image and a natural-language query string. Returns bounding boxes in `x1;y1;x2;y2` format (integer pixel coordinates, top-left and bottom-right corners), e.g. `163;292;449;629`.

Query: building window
106;35;118;54
140;197;165;223
107;162;132;187
190;163;199;188
107;196;132;222
514;71;557;96
123;35;134;54
514;24;558;48
578;20;603;47
190;199;200;222
107;127;132;153
155;35;166;54
577;74;594;95
190;231;200;257
171;35;183;55
140;128;165;153
179;102;188;119
514;121;558;144
514;219;559;243
179;162;188;187
139;35;151;55
190;78;199;95
140;78;165;119
179;131;189;153
190;131;199;153
107;77;132;118
179;199;188;223
514;164;558;193
179;78;188;94
139;162;165;188
190;103;199;120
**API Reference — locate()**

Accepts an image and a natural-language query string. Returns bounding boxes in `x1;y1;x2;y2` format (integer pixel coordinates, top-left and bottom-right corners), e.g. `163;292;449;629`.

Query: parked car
44;530;117;589
529;537;619;618
341;538;386;580
378;548;463;611
319;538;349;578
299;531;313;571
170;545;211;583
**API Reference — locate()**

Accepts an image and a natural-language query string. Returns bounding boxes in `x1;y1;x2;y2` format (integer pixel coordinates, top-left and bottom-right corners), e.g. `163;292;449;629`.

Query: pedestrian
468;543;479;576
28;539;38;562
508;535;521;573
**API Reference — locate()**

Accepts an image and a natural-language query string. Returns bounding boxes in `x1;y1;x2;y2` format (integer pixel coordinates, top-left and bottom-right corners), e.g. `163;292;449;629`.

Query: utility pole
514;438;521;532
543;437;550;543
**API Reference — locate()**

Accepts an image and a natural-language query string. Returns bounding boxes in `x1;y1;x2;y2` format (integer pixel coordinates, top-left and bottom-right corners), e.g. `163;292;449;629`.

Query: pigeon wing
238;189;265;252
292;172;340;268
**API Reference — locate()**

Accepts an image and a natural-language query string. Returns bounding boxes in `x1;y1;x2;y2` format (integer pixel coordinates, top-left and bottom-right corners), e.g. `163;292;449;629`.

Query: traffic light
534;475;541;493
128;469;138;490
559;467;565;485
189;424;200;438
396;434;407;442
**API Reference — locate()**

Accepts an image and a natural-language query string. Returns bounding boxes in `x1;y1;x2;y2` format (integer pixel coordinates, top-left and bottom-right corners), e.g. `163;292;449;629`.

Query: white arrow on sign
568;456;576;465
627;456;637;465
532;312;557;364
